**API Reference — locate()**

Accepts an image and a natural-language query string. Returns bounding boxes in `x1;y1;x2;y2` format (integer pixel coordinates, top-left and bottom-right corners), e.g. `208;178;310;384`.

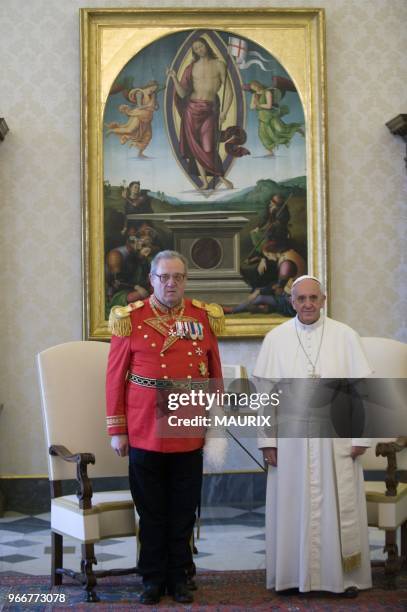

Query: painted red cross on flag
228;37;248;64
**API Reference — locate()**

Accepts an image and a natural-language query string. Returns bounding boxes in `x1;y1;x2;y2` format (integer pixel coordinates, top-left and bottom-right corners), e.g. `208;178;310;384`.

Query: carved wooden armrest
49;444;96;510
375;437;407;497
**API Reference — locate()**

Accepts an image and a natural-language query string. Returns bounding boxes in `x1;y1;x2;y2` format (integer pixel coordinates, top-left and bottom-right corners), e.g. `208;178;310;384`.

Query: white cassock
255;315;373;593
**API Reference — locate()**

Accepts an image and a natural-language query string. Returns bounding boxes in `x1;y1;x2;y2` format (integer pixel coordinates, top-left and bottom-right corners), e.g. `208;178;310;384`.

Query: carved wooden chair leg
401;520;407;567
80;543;99;602
51;531;63;586
384;528;401;575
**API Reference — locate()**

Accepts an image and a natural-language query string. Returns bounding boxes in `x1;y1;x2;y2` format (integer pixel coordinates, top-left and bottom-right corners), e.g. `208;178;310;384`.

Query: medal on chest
145;304;205;353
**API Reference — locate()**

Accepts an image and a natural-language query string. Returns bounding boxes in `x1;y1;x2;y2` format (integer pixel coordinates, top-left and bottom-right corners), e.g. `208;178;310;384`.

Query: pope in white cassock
255;275;372;597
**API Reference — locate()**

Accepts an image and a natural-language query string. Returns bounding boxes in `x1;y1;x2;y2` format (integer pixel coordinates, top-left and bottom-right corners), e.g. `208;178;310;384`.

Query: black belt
128;372;209;391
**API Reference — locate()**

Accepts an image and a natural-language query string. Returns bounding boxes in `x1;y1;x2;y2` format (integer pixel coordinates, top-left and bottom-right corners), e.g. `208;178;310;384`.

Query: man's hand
351;446;367;459
257;258;267;275
262;447;277;467
111;434;129;457
248;288;261;302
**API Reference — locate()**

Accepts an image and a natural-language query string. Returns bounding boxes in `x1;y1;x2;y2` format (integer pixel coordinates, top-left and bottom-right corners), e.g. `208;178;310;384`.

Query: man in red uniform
106;250;224;605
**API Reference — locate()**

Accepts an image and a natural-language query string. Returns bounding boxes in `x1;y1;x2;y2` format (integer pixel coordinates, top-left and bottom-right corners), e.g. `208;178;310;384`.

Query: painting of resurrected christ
166;35;249;191
103;28;307;318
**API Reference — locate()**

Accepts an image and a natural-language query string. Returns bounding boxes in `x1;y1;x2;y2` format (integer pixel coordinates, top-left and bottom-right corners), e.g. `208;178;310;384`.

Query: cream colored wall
0;0;405;475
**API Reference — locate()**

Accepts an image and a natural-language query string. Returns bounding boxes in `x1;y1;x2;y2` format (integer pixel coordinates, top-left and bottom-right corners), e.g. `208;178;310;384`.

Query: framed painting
81;8;328;340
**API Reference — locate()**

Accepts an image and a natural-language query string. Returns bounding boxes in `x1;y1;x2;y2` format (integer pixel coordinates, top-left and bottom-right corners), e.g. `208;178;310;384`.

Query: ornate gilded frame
81;8;328;340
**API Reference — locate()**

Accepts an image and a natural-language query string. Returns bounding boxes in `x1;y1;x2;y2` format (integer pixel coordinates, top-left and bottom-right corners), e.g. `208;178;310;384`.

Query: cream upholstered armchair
37;340;138;602
360;337;407;577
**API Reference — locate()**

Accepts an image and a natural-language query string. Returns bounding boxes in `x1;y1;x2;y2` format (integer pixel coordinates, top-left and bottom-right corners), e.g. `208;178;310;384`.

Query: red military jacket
106;296;223;452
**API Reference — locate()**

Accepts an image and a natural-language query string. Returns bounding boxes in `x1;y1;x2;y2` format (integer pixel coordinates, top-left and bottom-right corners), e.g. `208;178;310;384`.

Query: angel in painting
247;79;305;156
105;80;160;158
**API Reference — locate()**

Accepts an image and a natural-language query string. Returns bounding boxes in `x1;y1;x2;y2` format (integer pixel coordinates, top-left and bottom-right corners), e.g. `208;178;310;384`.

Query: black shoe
170;583;194;603
187;577;198;591
342;587;359;598
276;588;300;596
139;584;164;605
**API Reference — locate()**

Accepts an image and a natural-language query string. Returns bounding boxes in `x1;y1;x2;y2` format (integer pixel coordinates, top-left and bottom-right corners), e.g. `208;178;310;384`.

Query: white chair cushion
365;481;407;529
51;491;137;543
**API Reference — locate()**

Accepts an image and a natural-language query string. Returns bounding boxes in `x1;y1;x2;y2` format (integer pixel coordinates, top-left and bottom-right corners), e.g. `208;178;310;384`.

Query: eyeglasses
153;273;186;284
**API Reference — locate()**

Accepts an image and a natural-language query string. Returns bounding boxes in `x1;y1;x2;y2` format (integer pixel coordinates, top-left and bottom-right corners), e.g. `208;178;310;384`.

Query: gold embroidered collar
149;294;184;317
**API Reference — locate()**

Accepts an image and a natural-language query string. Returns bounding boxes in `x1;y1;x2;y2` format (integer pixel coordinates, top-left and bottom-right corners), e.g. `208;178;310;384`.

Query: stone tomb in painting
128;211;249;304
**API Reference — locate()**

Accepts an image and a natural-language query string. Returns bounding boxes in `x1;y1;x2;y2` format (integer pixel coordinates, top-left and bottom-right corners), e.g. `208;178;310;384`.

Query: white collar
295;313;325;332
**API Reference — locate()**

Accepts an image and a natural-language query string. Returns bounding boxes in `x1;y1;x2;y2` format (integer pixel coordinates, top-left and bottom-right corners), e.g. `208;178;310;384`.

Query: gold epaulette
108;301;144;337
192;299;225;336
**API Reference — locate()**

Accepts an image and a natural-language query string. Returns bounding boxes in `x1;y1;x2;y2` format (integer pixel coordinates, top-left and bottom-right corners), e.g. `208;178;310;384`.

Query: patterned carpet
0;568;406;611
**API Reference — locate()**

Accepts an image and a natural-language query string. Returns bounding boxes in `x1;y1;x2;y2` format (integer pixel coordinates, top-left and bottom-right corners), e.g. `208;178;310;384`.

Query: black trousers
129;447;203;587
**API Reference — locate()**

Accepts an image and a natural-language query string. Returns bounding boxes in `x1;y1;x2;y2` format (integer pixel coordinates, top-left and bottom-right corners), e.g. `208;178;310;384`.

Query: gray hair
150;250;188;276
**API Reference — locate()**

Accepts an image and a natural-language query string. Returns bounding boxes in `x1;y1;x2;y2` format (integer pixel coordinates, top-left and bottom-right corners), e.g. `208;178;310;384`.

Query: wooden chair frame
368;437;407;578
48;444;139;602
